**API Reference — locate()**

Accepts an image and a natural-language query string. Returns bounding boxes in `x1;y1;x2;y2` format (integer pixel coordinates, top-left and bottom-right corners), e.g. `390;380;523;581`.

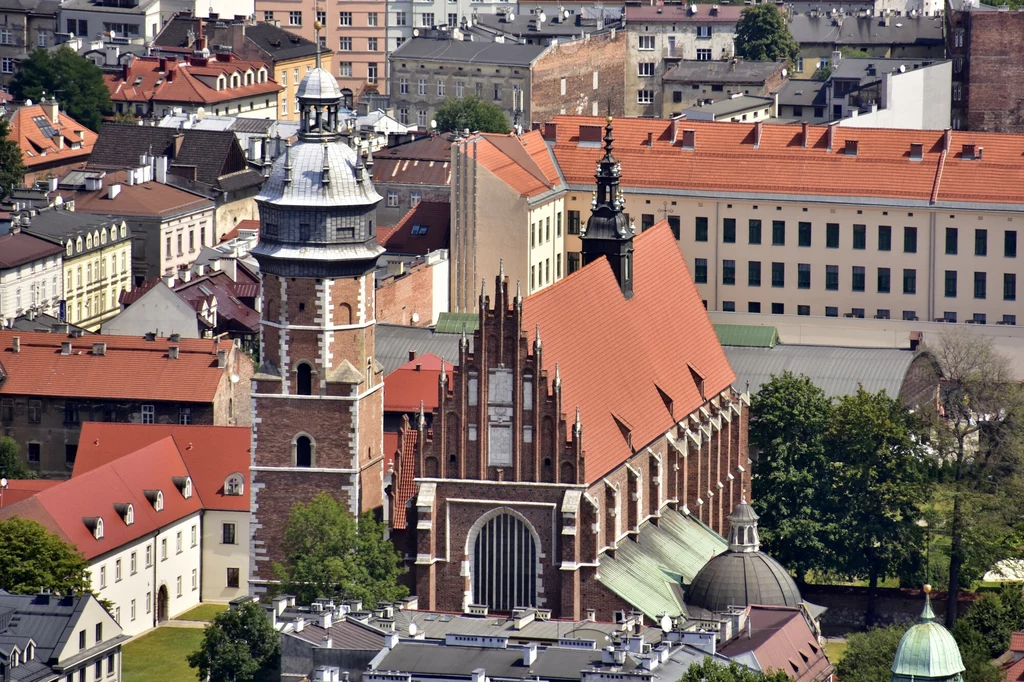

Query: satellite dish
899;64;906;73
409;623;418;636
539;11;547;21
0;478;8;488
660;614;672;633
196;106;206;119
781;68;788;78
430;119;437;129
25;98;33;106
564;9;570;18
508;11;515;21
230;373;240;384
412;27;420;36
690;3;698;12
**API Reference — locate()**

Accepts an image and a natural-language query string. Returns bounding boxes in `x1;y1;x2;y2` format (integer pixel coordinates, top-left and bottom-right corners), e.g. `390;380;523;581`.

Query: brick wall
377;260;439;326
963;12;1024;133
531;32;627;125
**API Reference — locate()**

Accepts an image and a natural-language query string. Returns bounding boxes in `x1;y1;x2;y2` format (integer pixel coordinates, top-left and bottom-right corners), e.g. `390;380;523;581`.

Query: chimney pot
217;349;227;368
801;121;809;147
12;336;20;353
169;345;180;360
408;350;417;361
61;341;72;355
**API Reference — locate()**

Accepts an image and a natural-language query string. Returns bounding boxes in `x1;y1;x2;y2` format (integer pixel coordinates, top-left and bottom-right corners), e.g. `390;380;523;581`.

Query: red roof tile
57;170;214;218
384;353;445;414
0;479;61;507
74;423;250;512
719;606;833;682
381;202;451;255
220;219;259;243
465;133;558;198
0;331;234;403
105;56;281;107
521;222;735;482
384;431;400;472
1013;633;1024;653
392;427;419;530
8;104;98;170
548;116;1024;207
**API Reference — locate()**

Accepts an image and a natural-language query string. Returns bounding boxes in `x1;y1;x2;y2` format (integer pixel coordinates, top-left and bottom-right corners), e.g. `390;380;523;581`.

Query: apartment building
0;224;64;323
540;116;1024;325
0;0;57;90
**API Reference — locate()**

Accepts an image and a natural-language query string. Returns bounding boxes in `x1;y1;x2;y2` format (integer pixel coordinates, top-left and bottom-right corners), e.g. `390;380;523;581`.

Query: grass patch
178;603;228;622
123;628;203;682
824;640;849;663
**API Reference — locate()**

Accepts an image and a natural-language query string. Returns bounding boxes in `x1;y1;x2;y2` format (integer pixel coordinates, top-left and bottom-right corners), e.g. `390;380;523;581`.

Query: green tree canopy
10;47;111;131
734;5;800;66
751;372;834;583
274;492;408;607
836;624;906;682
187;601;280;682
953;584;1024;659
0;436;35;480
0;117;26;200
677;657;792;682
434;96;509;134
0;517;91;595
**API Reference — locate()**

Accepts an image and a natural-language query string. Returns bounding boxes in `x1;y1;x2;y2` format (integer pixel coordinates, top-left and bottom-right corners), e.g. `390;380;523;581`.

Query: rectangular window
108;654;115;676
227;568;240;589
748;261;761;287
456;81;464;97
878;267;891;293
368;12;378;25
748;219;762;245
28;400;41;423
667;215;681;239
568;211;581;235
853;224;866;250
28;443;40;462
338;36;351;51
638;35;655;50
697;24;712;38
694;258;708;284
493;84;501;101
191;525;197;547
723;218;736;243
421;11;434;25
179;407;191;425
395;11;407;25
115;559;122;582
339;11;352;25
1006;230;1018;258
771;302;784;314
1005;315;1018;325
852;266;865;292
748;302;761;313
176;576;182;597
946;227;958;255
289;10;302;25
176;531;182;554
130;552;137;574
557;213;562;237
722;301;735;312
826;223;839;248
367;63;378;83
638;62;655;77
904;226;918;253
798;305;810;316
798;222;811;247
904;269;917;294
696;48;712;61
141;404;154;424
640;214;655;232
974;271;987;299
146;592;151;614
1005;273;1017;301
437;80;445;96
223;523;236;545
826;265;839;291
146;545;152;566
878;225;892;251
976;228;988;256
695;216;709;242
161;539;167;561
99;566;106;589
637;90;654;104
411;192;421;207
722;260;735;285
418;78;426;96
772;220;785;246
771;262;785;288
798;263;810;289
192;569;198;590
826;306;839;317
945;270;958;297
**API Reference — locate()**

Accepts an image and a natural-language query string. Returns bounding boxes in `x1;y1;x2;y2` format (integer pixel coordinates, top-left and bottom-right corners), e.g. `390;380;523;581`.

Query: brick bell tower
248;32;386;593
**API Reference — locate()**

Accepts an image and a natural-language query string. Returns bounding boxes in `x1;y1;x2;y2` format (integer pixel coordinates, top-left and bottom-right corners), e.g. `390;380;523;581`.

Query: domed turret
891;586;965;682
686;500;802;613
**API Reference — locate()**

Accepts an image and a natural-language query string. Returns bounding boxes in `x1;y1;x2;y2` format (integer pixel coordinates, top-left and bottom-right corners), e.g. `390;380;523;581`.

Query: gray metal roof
664;59;785;84
789;14;944;46
829;57;947;82
23;209;123;245
256;139;382;207
376;323;463;374
775;79;827;107
297;67;344;101
683;95;773;118
390;38;548;66
686;551;802;613
724;344;920;398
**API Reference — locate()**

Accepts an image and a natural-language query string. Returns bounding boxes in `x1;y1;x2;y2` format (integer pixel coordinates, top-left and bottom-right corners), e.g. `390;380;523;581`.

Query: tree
750;372;834;583
10;47;111;131
828;388;933;625
929;329;1024;624
187;601;280;682
0;517;92;595
0;437;35;480
677;657;792;682
434;96;509;135
836;624;907;682
0;117;26;200
274;493;408;607
952;584;1024;659
734;5;800;66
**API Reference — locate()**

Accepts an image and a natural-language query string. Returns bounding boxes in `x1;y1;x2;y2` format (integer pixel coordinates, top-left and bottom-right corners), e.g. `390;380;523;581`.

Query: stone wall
801;585;979;636
531;32;627;125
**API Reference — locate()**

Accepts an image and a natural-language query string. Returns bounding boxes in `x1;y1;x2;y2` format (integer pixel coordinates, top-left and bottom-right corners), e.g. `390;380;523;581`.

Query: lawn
178;603;228;622
123;628;203;682
824;640;848;664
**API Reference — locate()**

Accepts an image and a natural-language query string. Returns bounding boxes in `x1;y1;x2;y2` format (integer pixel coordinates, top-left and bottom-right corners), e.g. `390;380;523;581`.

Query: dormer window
173;476;193;499
77;237;84;252
93;230;100;246
120;225;126;238
144;489;164;511
84;516;104;539
114;503;134;525
86;234;92;249
217;75;226;90
110;226;117;241
66;241;73;256
225;473;244;496
100;229;107;245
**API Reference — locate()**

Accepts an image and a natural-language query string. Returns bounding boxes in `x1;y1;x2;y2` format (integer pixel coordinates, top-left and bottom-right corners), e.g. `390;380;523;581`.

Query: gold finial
314;19;323;30
923;584;932;594
606;115;613;125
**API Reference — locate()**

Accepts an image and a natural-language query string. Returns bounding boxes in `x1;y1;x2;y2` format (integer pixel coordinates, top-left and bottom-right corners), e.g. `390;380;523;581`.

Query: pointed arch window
471;511;538;611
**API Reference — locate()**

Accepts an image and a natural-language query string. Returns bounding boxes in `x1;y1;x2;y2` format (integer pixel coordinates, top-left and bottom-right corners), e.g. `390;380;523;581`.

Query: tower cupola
581;116;634;298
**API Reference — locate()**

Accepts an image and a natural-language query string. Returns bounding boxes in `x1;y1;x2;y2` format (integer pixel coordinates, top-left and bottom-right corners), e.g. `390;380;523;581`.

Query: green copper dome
891;592;965;682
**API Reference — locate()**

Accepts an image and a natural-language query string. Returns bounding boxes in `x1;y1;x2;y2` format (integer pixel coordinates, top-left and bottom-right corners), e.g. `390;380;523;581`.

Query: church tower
248;34;386;592
580;116;634;299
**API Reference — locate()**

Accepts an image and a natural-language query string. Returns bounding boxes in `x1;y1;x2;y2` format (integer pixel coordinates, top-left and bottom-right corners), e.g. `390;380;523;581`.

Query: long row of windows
719;301;1016;325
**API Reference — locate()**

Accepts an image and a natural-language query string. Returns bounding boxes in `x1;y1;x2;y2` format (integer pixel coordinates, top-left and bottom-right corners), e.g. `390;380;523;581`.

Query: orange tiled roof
0;479;60;507
381;201;451;255
521;222;735;482
464;132;561;198
547;116;1024;207
105;56;282;106
74;423;250;512
1013;633;1024;653
57;170;214;217
392;427;419;529
7;104;98;169
384;353;445;414
719;606;833;682
0;331;233;403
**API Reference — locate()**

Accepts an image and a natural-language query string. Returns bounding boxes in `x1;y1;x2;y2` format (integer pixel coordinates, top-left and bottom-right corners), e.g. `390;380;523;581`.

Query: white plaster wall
527;197;565;295
201;509;249;603
429;251;450;325
839;62;952;130
0;254;62;322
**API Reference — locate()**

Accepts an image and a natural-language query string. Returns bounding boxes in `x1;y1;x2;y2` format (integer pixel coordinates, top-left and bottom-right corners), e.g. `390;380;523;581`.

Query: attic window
84;516;104;540
411;224;428;236
173;476;193;499
114;502;134;525
225;473;244;496
910;142;923;161
845;139;858;156
145;489;164;511
688;364;706;401
962;144;977;160
681;129;696;150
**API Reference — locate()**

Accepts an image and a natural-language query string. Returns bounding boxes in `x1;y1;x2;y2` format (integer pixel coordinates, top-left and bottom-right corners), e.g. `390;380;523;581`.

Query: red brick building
389;119;749;621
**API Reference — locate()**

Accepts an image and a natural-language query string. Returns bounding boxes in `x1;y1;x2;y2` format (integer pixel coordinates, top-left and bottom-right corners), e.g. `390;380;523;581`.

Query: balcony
664;46;683;61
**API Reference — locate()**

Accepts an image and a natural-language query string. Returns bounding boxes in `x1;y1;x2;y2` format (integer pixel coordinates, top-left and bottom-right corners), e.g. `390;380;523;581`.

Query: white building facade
0;229;63;324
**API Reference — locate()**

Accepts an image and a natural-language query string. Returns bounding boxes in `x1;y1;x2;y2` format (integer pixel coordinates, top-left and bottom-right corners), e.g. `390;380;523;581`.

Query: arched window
297;362;313;395
225;473;244;495
471;511;538;611
125;504;134;525
295;436;313;467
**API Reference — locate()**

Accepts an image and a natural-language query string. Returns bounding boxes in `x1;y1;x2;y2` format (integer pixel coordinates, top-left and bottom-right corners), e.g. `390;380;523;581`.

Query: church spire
726;498;761;553
581;116;634;299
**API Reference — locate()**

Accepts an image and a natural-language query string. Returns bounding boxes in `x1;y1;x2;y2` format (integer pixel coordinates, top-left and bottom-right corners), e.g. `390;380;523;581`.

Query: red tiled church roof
105;56;281;107
0;479;60;507
521;222;735;483
384;353;445;414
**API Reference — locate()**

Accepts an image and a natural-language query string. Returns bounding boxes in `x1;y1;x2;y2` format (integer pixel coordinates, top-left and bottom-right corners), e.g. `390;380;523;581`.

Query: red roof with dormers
0;479;60;507
380;202;451;255
0;331;234;403
105;55;282;106
0;437;203;560
521;222;735;483
73;423;250;512
547;116;1024;207
384;353;445;414
7;103;98;170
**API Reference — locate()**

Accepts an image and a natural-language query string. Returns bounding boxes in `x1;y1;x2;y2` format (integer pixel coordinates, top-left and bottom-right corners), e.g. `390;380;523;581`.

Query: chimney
522;642;538;666
108;184;121;200
801;121;809;147
11;336;20;353
43;98;59;125
681;129;696;150
753;121;763;149
169;345;180;359
122;60;131;81
321;611;332;629
180;268;192;283
943;128;952;152
910;331;923;351
408;350;418;362
92;342;107;356
826;125;835;152
471;669;486;682
385;632;400;649
217;349;227;368
162;273;175;287
646;131;653;147
585;608;596;621
61;341;72;355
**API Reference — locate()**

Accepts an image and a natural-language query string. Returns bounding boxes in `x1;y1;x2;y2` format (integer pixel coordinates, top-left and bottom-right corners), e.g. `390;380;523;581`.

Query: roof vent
144;332;157;341
845;139;859;156
61;341;72;355
92;342;106;356
962;143;976;160
910;142;923;161
169;333;181;342
217;349;227;368
681;129;696;150
12;336;20;353
169;345;179;360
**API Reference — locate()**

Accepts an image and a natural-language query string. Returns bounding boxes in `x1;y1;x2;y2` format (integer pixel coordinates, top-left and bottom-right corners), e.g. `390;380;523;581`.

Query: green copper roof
891;597;965;682
713;324;779;348
435;312;480;334
596;508;728;620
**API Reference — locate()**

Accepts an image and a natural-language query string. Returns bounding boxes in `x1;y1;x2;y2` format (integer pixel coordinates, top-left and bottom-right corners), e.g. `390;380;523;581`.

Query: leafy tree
0;437;35;480
836;624;906;682
10;47;111;131
677;657;792;682
928;329;1024;624
0;517;91;595
187;601;280;682
274;493;408;607
828;388;932;625
434;96;509;135
750;372;833;584
0;117;26;200
734;5;800;66
953;584;1024;659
